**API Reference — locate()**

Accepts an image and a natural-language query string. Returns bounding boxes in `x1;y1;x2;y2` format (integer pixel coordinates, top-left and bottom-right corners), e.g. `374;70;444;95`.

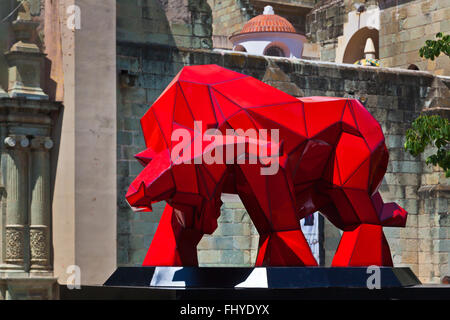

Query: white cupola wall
229;6;306;59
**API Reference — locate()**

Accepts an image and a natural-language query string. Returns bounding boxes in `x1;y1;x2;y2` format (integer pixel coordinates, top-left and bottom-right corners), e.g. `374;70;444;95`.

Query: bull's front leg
236;163;318;267
142;203;204;266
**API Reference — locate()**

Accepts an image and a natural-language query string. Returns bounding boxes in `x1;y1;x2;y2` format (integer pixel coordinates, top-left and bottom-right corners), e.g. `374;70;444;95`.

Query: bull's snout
126;151;174;212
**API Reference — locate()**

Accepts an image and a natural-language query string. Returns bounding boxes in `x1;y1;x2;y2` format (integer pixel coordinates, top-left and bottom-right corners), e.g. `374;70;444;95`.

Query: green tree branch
404;115;450;177
419;32;450;61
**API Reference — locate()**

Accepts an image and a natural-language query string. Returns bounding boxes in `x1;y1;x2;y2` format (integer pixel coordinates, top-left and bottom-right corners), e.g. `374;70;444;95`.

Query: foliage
419;32;450;61
404;115;450;177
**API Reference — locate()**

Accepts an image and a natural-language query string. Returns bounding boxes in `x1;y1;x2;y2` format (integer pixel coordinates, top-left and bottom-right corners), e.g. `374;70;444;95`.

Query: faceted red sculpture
126;64;407;267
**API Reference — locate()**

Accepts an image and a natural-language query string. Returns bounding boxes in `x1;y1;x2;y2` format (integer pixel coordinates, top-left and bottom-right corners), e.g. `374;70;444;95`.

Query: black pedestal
104;266;420;289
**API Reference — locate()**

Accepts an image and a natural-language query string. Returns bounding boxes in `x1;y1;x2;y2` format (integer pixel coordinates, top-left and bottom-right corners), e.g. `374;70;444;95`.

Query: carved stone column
29;137;53;270
0;98;61;300
29;137;53;271
3;136;29;270
0;0;61;299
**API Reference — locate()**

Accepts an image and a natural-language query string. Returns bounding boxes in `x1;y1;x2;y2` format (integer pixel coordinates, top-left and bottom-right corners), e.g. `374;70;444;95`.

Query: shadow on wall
378;0;417;10
0;0;16;91
117;0;212;49
117;0;177;47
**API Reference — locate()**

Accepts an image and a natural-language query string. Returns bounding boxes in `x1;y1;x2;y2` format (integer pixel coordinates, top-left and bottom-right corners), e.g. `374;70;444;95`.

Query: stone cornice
0;97;61;113
4;50;46;59
0;98;61;129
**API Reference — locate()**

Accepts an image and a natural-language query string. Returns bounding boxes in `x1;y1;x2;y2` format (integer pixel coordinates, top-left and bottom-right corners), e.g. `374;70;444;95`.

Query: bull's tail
371;192;407;227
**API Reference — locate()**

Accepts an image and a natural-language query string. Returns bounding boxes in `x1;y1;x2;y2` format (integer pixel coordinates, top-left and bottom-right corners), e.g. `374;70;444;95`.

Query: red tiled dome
239;13;296;34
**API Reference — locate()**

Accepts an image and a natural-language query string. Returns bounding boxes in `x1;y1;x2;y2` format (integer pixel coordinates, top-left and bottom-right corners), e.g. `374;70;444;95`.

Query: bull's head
126;131;281;233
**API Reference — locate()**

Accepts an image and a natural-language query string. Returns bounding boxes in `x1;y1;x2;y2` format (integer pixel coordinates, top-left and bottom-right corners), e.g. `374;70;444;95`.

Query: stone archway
335;6;380;63
342;27;379;64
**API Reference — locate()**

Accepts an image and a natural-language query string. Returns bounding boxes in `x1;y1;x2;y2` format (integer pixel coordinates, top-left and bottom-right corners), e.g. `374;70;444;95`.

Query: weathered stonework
379;0;450;75
306;0;450;74
306;0;346;61
413;81;450;283
3;147;28;270
0;274;58;300
4;1;48;100
5;227;25;264
198;195;259;266
0;1;61;299
29;227;49;268
0;2;14;93
117;0;213;49
116;41;449;283
0;97;60;299
206;0;250;49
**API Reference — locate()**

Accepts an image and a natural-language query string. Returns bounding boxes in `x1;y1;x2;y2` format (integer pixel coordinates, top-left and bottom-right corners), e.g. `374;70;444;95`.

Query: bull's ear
127;201;153;213
135;147;157;166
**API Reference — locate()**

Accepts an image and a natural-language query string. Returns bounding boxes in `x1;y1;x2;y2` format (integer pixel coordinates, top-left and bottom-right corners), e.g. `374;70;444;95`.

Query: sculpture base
104;267;420;289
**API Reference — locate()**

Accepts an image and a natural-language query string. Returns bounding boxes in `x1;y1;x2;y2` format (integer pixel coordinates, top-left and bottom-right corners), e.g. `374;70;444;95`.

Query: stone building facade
0;0;61;299
0;0;449;299
117;0;213;49
306;0;450;74
208;0;450;73
378;0;450;74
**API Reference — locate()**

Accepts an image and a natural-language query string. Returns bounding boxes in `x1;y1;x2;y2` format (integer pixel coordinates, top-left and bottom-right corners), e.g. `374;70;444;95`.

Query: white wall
231;32;306;58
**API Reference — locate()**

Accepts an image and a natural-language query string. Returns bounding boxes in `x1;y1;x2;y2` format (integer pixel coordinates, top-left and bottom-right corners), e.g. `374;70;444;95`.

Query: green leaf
405;115;450;177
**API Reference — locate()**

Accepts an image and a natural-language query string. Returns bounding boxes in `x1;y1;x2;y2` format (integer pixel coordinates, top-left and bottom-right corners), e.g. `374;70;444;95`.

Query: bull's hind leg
236;165;318;267
328;191;393;267
142;204;204;266
332;223;393;267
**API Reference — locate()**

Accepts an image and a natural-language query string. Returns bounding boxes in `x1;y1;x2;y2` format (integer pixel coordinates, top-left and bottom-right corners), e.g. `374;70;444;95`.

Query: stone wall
205;0;254;49
198;194;259;267
417;154;450;282
415;77;450;282
116;41;449;282
117;0;213;49
379;0;450;75
207;0;249;36
307;0;450;75
306;0;346;61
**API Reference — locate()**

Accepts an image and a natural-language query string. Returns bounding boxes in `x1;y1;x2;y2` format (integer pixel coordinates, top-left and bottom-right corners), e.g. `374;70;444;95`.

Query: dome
238;6;297;35
229;6;306;59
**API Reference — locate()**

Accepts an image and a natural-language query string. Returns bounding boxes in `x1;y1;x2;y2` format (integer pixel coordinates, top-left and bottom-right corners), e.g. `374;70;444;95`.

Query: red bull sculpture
126;64;407;268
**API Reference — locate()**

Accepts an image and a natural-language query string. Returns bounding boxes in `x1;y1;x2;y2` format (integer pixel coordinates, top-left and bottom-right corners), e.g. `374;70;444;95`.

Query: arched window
264;45;285;57
234;45;247;52
342;27;379;64
408;64;419;70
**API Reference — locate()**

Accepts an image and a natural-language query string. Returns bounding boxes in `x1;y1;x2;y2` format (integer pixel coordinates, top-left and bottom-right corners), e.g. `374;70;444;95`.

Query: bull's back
235;97;387;192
